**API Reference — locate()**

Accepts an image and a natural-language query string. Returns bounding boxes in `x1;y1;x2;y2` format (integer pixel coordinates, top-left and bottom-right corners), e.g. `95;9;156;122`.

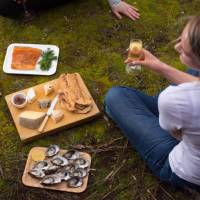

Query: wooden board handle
38;115;49;133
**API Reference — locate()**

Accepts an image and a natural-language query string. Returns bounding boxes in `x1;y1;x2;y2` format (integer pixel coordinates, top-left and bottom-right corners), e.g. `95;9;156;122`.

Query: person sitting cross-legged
105;16;200;191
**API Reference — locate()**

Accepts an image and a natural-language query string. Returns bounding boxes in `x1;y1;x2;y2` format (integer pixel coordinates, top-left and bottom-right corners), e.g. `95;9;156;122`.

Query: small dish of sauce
11;93;27;108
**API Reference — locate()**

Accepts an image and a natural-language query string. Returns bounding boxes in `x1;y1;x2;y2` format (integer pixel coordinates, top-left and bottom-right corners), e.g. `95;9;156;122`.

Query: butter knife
38;95;58;133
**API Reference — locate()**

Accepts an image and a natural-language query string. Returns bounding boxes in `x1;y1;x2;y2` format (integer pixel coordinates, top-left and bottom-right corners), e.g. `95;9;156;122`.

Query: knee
105;86;124;107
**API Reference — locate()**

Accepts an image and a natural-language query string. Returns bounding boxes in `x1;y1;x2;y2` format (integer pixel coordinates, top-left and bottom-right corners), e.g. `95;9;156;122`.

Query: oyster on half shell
45;145;60;157
40;174;62;185
56;169;71;181
71;168;88;178
51;155;69;166
67;177;83;188
29;169;46;179
32;160;49;170
63;150;80;160
74;158;90;169
44;165;60;175
65;163;78;173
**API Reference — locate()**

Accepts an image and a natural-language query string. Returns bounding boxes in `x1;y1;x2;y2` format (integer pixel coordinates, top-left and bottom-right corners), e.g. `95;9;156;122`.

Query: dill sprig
39;48;57;71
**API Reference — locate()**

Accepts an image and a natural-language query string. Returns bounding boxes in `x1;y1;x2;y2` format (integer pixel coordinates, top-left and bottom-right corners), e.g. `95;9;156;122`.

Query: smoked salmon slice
11;47;42;70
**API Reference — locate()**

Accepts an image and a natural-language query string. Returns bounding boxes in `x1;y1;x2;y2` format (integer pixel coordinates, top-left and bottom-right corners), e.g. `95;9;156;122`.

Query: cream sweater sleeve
108;0;121;7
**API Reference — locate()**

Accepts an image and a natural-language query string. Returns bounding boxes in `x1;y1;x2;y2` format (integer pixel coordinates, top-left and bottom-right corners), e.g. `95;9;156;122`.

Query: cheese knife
38;95;58;133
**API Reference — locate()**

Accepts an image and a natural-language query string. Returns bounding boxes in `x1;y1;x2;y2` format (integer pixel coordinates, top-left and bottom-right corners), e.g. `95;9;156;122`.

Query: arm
108;0;140;21
155;62;198;84
125;49;198;84
158;87;184;141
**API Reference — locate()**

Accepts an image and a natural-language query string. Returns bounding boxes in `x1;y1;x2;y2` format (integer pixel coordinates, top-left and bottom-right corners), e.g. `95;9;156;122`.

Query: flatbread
11;47;42;70
58;73;93;114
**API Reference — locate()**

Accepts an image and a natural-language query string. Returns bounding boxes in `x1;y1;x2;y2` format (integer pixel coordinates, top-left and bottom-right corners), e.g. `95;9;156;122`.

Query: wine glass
125;39;143;74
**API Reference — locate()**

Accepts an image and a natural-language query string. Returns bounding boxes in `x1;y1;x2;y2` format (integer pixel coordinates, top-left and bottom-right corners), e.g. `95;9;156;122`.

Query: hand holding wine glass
125;49;165;72
125;39;144;74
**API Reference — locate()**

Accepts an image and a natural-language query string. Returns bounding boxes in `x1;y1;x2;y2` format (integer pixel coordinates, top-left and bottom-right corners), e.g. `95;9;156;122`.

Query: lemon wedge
31;149;45;162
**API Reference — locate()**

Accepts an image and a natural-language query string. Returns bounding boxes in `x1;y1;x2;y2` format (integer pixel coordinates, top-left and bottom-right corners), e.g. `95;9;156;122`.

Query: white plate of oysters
22;145;91;193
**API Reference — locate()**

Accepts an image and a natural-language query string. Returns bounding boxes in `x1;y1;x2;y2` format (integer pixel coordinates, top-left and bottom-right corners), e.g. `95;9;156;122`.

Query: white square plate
3;43;59;76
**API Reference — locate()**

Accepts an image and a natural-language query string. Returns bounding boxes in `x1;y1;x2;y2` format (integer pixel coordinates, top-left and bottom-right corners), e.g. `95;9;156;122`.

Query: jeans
104;69;200;190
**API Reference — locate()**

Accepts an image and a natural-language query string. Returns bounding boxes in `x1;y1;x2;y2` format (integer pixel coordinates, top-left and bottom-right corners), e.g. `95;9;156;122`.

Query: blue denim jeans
104;69;200;190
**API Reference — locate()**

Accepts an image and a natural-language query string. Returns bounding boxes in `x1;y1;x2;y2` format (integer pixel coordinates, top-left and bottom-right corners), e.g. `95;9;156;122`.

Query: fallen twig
123;139;129;152
0;163;4;178
101;179;135;200
104;170;114;181
91;145;132;154
147;189;158;200
159;185;175;200
109;159;126;180
131;174;137;181
84;191;98;200
97;137;124;148
88;160;126;190
101;184;120;200
71;137;125;153
71;143;131;154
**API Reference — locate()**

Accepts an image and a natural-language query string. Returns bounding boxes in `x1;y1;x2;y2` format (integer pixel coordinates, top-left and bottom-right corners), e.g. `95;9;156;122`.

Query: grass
0;0;200;199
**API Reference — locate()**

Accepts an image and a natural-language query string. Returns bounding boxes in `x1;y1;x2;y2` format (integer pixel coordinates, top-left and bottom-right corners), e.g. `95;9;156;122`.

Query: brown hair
187;16;200;62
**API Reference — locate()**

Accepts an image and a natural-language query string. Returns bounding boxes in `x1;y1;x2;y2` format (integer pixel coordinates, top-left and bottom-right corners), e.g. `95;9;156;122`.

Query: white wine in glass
126;39;143;74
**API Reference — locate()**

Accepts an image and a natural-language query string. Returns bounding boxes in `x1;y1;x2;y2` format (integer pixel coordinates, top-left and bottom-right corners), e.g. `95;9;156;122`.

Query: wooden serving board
22;147;91;193
5;73;100;143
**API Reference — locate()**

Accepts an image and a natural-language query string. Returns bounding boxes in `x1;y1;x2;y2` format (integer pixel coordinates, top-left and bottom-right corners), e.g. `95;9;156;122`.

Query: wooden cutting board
5;73;100;143
22;147;91;193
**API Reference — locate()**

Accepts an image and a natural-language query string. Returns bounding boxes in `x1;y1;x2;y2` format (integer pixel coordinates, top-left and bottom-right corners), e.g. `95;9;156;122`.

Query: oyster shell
32;160;49;170
71;168;87;178
40;174;62;185
56;169;71;181
63;150;80;160
65;163;78;173
67;177;83;188
74;158;90;169
45;145;60;157
29;169;45;179
51;156;69;166
44;165;60;175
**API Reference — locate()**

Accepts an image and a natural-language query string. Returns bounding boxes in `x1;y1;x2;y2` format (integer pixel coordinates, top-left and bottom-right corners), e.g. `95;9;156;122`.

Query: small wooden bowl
11;93;27;108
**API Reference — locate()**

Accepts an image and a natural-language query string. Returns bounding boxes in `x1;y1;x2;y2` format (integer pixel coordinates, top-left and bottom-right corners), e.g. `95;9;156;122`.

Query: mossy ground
0;0;200;199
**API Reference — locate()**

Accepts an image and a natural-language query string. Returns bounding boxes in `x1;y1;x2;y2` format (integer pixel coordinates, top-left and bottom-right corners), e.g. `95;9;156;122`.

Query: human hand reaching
125;49;165;72
111;1;140;21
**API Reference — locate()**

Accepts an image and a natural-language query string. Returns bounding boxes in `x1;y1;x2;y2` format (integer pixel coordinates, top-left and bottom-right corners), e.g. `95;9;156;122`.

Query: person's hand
111;1;140;21
125;49;165;72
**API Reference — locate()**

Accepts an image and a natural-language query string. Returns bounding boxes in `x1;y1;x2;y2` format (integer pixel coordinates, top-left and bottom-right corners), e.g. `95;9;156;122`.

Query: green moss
0;0;199;199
